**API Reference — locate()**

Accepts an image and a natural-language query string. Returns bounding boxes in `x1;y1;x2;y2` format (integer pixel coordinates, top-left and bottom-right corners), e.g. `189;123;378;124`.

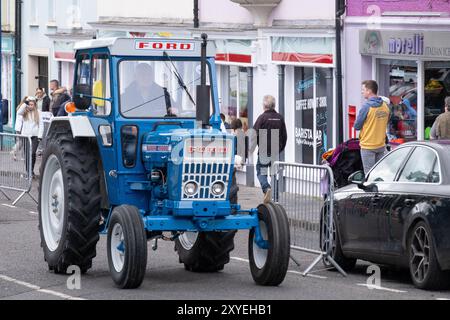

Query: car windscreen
119;59;211;118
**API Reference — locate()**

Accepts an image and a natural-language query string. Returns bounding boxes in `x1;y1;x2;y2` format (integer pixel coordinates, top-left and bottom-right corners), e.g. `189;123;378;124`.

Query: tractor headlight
211;182;225;196
184;182;199;197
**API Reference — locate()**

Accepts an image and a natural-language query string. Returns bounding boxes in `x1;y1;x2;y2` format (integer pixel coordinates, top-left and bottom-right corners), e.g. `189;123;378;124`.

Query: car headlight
211;181;225;196
184;182;199;196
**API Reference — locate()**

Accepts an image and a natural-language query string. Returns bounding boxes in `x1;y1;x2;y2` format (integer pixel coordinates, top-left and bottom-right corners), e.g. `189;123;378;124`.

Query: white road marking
231;257;328;279
437;298;450;301
231;257;249;263
1;204;16;209
0;274;85;300
28;211;37;215
288;270;328;279
357;283;407;293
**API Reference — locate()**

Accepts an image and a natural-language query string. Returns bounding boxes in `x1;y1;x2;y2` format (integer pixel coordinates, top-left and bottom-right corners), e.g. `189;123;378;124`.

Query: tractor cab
69;37;231;213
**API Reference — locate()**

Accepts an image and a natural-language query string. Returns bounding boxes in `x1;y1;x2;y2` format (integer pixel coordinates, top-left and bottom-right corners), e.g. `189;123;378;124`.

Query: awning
271;36;334;66
54;41;75;61
214;39;253;66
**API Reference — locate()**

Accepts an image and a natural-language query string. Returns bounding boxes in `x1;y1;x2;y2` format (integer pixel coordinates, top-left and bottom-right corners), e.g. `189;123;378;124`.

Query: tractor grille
181;162;230;200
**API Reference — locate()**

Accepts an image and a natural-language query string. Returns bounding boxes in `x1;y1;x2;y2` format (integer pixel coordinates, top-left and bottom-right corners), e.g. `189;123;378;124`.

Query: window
30;0;38;26
377;59;418;144
398;147;439;183
424;61;450;139
92;55;111;116
220;66;249;131
294;67;334;165
367;146;412;183
119;59;210;119
48;0;56;24
76;55;90;86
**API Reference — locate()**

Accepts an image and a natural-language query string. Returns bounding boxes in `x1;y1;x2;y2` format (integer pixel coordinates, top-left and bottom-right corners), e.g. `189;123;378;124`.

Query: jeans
25;136;39;176
256;159;271;193
360;147;386;175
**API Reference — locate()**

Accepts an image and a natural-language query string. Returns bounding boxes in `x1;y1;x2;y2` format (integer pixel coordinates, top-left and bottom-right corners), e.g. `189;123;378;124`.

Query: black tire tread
39;123;101;274
175;231;236;272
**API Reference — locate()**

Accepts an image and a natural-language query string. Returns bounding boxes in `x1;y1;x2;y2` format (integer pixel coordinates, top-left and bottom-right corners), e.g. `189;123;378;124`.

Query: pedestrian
354;80;390;175
15;97;44;179
252;95;287;203
35;88;51;112
57;88;73;117
231;118;246;170
430;97;450;140
49;80;70;116
220;113;231;130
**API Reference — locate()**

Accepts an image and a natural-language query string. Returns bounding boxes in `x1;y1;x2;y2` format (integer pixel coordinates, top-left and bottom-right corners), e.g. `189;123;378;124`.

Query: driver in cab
122;63;176;117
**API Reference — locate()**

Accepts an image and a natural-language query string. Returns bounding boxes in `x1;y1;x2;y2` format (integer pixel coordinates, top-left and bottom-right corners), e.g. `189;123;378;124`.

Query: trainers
263;188;272;204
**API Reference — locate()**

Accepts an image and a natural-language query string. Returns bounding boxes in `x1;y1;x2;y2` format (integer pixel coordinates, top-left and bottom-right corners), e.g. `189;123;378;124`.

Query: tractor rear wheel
39;127;101;274
107;205;148;289
175;231;236;272
249;202;290;286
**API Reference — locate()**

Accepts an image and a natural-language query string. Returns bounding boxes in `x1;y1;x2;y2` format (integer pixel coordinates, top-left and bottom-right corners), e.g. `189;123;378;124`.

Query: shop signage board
360;29;450;59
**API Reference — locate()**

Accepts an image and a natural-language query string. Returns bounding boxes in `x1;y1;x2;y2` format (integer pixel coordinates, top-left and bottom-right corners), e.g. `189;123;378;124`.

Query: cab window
92;55;111;116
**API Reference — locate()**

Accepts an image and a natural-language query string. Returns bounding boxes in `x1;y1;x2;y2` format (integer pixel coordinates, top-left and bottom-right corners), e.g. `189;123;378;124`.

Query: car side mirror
348;171;366;186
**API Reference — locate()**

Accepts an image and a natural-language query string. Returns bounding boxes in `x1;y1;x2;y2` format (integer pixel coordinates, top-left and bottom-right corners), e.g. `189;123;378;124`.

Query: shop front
359;29;450;144
272;35;336;165
1;34;15;128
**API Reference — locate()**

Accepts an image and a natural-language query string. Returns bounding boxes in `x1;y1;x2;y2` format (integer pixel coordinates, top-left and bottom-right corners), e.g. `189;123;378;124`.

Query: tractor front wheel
107;205;148;289
249;202;290;286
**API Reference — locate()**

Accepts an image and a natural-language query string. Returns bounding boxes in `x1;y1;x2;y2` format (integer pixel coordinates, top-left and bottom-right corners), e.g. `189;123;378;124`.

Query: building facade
21;0;97;102
1;0;16;129
92;0;339;186
344;0;450;144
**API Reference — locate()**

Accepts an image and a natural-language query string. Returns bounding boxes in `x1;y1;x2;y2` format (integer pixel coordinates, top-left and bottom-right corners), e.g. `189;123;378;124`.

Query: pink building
344;0;450;143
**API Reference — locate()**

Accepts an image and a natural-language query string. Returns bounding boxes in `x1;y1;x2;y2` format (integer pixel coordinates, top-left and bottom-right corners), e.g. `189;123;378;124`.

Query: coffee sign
360;29;450;59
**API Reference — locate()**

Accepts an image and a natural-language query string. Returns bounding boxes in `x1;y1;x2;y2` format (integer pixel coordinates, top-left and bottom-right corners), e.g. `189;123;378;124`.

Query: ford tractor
38;34;290;289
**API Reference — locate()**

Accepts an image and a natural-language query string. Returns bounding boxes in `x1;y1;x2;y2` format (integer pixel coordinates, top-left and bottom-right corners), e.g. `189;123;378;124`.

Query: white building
91;0;339;186
21;0;97;98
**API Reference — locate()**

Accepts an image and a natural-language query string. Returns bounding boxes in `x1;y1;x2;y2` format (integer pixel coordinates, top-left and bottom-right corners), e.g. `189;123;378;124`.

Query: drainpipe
193;0;199;28
335;0;346;145
278;65;285;161
14;0;22;124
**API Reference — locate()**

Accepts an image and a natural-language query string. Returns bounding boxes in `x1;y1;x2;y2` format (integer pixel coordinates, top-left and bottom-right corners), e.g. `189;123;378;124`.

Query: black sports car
326;141;450;290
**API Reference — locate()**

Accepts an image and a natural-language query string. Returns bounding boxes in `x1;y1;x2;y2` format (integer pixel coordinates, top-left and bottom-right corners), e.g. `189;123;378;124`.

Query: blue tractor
38;34;290;288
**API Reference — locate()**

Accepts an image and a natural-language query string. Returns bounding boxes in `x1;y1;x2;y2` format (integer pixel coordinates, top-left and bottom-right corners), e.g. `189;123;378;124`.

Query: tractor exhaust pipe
196;33;211;128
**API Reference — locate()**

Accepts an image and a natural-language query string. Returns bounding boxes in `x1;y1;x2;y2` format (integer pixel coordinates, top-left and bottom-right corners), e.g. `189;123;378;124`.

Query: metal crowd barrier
0;132;37;205
272;161;347;277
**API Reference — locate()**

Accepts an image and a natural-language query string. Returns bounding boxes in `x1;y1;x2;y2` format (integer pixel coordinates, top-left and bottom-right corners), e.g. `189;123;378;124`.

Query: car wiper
163;51;196;106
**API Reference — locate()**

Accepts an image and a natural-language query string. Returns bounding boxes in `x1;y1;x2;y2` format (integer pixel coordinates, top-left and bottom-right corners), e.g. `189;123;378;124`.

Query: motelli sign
360;30;450;59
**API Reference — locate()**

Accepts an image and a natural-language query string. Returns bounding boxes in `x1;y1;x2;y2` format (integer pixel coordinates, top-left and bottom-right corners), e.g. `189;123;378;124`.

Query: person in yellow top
354;80;391;174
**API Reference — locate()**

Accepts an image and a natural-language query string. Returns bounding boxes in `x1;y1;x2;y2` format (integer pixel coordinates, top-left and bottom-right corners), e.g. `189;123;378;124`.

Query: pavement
1;179;450;300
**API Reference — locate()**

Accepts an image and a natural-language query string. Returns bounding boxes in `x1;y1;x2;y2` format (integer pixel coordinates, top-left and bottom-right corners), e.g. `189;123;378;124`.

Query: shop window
221;66;249;131
294;67;334;165
424;61;450;139
377;59;417;145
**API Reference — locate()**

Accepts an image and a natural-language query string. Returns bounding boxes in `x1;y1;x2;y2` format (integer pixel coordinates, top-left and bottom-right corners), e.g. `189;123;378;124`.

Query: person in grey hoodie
354;80;391;174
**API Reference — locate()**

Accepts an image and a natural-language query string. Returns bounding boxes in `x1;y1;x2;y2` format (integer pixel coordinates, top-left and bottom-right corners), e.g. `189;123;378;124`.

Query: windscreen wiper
163;51;196;106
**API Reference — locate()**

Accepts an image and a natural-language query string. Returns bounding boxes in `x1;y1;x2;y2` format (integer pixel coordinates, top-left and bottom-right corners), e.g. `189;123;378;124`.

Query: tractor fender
47;116;96;138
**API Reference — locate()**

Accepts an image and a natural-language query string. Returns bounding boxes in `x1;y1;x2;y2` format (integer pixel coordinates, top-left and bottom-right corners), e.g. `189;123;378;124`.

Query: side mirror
73;84;92;110
348;171;366;186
